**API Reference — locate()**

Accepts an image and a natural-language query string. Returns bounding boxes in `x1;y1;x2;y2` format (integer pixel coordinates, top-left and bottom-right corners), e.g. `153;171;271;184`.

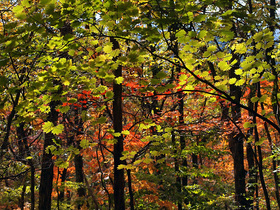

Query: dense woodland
1;0;280;209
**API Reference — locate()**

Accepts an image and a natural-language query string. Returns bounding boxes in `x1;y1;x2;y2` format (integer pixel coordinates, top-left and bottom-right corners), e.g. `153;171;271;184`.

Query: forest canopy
1;0;280;209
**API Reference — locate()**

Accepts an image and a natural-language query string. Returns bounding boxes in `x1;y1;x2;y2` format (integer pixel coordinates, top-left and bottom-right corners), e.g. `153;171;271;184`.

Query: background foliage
1;0;280;209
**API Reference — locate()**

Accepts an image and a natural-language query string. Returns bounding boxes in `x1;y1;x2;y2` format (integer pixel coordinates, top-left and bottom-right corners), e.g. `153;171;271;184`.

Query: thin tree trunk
0;90;21;159
39;91;61;210
30;163;35;210
246;84;257;208
254;85;271;210
178;90;188;187
229;56;247;209
225;0;248;207
17;122;35;210
73;109;86;209
246;143;255;207
39;132;55;210
110;37;125;210
172;131;182;210
265;1;280;207
74;154;86;209
58;168;67;202
254;128;271;210
19;182;26;210
263;121;280;208
127;169;134;210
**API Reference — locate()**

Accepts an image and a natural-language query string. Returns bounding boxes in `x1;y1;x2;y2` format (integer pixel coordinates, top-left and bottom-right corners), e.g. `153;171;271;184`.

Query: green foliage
42;122;64;135
1;0;280;209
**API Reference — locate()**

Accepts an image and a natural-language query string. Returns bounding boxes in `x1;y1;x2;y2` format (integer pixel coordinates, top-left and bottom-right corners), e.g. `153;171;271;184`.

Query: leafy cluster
1;0;280;209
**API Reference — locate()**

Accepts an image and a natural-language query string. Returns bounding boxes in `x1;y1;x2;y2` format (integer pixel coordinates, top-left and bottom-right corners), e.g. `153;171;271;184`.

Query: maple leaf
52;124;64;135
42;121;54;133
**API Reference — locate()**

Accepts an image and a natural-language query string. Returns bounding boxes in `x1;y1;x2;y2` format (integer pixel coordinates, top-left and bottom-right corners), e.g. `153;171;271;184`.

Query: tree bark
16;122;35;210
110;37;125;210
74;154;86;209
127;169;134;210
172;131;182;210
39;92;61;210
246;84;257;208
254;84;271;210
73;108;86;209
229;54;247;209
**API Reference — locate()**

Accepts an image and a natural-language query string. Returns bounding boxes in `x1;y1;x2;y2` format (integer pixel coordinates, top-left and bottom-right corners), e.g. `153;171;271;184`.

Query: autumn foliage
1;0;280;210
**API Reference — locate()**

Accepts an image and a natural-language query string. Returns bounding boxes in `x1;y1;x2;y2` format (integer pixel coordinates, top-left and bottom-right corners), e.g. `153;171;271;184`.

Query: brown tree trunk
127;169;134;210
110;37;125;210
254;84;271;210
229;56;247;209
246;85;257;208
74;153;86;208
38;131;55;210
172;131;182;210
265;0;280;208
39;91;61;210
73;108;86;209
16;122;35;210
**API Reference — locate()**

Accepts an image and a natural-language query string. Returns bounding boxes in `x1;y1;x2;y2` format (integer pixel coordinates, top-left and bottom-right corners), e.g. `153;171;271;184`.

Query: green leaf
52;124;64;135
218;61;230;71
251;97;259;103
97;116;107;124
155;71;167;79
198;30;207;39
61;78;70;86
243;122;256;128
55;158;69;169
229;78;237;84
235;79;245;86
234;43;247;54
40;0;52;5
105;91;114;98
68;49;75;56
255;137;266;146
115;77;124;84
235;69;243;75
259;95;268;103
12;5;26;19
42;121;54;133
68;98;77;103
179;74;188;85
80;139;89;149
117;164;134;170
220;30;234;41
121;130;130;135
113;132;121;137
22;0;31;7
103;44;112;53
253;32;263;42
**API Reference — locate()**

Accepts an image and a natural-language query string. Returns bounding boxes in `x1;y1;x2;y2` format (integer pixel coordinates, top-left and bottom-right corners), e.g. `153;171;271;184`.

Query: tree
2;0;280;209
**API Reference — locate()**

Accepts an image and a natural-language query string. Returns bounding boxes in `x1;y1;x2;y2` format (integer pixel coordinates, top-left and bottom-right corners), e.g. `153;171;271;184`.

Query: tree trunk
254;85;271;210
229;56;247;209
39;92;61;210
246;85;257;208
172;131;182;210
229;133;247;209
73;108;86;209
110;37;125;210
39;132;55;210
127;169;134;210
58;168;67;202
74;154;86;209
